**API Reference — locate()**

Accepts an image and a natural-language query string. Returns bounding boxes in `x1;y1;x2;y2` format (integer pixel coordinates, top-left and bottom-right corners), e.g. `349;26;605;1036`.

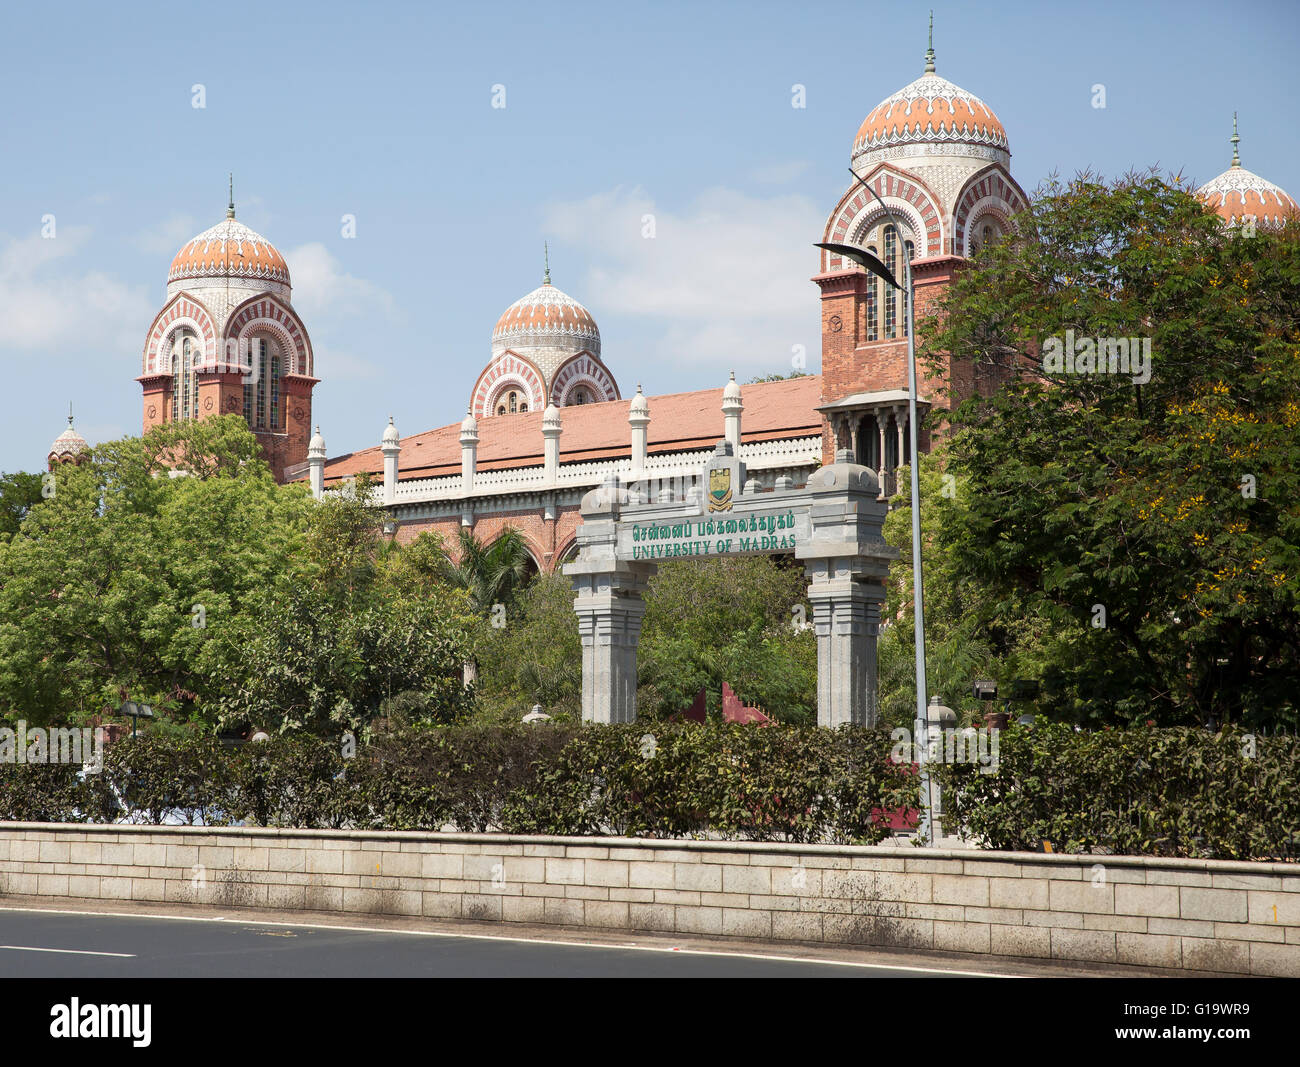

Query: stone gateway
565;444;897;727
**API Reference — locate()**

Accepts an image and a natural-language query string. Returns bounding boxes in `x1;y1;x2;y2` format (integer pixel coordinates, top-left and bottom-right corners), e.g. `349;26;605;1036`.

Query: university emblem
708;466;733;512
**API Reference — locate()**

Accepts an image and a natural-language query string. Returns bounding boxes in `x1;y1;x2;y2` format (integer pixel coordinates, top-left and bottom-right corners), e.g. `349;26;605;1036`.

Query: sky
1;0;1297;472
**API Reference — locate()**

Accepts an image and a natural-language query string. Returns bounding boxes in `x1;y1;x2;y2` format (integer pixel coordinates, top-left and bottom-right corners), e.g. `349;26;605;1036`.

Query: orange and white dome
852;72;1009;168
851;33;1008;173
492;278;601;358
1198;118;1298;228
169;214;291;289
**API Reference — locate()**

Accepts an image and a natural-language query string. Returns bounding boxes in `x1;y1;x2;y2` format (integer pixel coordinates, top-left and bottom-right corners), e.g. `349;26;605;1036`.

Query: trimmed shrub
935;723;1300;859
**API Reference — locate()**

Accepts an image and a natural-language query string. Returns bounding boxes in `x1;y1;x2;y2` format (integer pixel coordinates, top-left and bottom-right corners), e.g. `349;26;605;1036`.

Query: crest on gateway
708;466;733;512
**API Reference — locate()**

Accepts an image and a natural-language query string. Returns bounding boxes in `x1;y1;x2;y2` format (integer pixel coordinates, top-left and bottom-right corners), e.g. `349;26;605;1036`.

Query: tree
637;555;815;722
916;171;1300;727
438;527;536;614
0;430;308;725
476;571;583;722
0;472;44;540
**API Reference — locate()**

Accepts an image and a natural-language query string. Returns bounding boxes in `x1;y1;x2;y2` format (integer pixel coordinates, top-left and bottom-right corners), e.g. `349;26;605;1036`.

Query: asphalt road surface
0;908;1012;978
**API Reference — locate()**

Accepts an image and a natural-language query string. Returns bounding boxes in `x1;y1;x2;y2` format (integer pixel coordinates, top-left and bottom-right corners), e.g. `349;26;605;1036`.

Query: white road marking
0;905;1022;977
0;944;135;957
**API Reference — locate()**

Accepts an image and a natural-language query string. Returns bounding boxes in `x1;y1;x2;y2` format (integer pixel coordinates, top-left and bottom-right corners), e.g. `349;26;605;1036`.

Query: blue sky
1;0;1296;472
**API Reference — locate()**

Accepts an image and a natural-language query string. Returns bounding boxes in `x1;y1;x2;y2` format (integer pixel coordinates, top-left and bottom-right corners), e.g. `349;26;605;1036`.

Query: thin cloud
0;228;151;354
284;242;397;321
542;185;824;377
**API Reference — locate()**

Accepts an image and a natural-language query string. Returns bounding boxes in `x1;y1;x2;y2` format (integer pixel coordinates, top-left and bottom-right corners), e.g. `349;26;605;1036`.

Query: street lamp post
815;168;933;842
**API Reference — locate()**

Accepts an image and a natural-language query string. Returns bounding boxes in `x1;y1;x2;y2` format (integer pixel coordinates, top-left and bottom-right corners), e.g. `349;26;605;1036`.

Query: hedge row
3;723;1296;858
0;724;916;845
935;724;1300;860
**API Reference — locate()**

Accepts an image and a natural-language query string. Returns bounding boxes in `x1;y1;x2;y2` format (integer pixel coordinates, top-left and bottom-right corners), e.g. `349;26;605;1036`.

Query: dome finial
543;241;551;285
1230;112;1241;168
924;11;935;73
227;172;235;219
67;401;74;428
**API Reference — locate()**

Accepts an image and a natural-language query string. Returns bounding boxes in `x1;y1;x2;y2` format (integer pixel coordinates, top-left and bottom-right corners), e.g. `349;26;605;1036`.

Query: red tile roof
319;374;824;485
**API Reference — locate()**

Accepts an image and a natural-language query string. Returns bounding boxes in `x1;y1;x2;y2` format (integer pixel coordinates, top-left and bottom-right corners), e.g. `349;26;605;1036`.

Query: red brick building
130;41;1293;574
135;187;317;483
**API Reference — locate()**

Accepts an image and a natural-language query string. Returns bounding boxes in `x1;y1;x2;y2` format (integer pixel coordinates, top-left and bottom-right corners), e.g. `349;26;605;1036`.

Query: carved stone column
564;479;655;723
796;451;897;727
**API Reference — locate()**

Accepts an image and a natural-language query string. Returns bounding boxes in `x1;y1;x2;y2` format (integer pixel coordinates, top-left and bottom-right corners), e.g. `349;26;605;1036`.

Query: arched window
971;221;999;257
857;222;915;344
865;245;878;341
170;329;200;422
901;240;914;337
242;335;283;430
572;387;589;405
509;391;518;413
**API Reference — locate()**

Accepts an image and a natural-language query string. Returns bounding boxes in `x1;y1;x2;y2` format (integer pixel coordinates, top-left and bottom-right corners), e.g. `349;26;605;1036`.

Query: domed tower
47;407;90;469
136;179;317;482
1197;114;1298;230
814;17;1028;469
469;248;619;418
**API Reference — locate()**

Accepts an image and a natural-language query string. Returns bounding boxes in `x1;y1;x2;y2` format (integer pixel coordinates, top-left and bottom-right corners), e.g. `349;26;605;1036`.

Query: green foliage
0;418;478;735
476;572;583;721
206;582;476;736
6;723;1296;859
85;734;234;826
916;171;1300;727
477;555;816;724
503;724;914;843
936;723;1300;860
0;724;916;846
638;556;816;722
0;471;44;540
439;527;535;615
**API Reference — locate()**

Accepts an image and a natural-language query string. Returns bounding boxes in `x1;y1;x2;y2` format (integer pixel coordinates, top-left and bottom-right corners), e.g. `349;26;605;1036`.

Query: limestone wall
1;824;1296;975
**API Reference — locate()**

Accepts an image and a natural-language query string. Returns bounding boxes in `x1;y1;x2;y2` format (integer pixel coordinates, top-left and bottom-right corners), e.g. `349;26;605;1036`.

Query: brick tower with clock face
137;190;317;482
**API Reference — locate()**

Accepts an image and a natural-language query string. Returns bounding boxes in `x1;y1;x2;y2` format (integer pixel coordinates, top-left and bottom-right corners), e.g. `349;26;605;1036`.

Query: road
0;905;1030;978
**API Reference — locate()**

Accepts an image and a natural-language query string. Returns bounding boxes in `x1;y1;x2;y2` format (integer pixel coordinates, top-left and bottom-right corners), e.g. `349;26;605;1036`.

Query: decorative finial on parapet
1231;112;1241;168
924;11;936;73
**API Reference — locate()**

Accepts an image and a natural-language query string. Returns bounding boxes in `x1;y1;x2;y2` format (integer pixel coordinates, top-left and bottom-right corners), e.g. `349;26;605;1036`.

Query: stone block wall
1;824;1296;975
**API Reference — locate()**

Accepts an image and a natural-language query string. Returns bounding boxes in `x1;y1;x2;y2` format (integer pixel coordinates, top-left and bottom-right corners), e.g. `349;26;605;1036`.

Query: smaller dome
382;416;400;445
493;282;600;356
460;409;478;434
48;414;89;465
1197;116;1298;227
542;403;562;431
308;425;326;457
